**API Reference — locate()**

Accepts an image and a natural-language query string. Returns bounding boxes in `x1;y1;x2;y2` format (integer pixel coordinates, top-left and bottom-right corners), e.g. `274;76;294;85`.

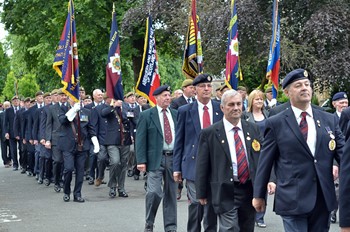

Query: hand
137;164;146;172
269;98;277;107
114;100;123;107
341;227;350;232
333;165;339;180
252;198;266;212
5;133;9;140
29;139;34;145
91;136;100;153
45;141;51;149
199;199;207;205
40;139;45;145
93;144;100;153
15;136;20;140
73;102;81;112
267;182;276;195
173;172;182;183
23;139;27;144
34;140;38;145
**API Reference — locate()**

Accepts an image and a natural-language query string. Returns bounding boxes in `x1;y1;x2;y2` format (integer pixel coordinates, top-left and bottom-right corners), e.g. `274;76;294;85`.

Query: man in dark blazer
58;96;99;203
170;79;195;110
4;96;21;171
339;106;350;140
253;69;345;232
45;89;67;192
195;89;262;232
1;101;11;167
173;74;222;231
136;85;178;232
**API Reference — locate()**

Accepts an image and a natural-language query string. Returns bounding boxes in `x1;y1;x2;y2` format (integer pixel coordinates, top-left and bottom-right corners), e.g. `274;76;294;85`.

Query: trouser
62;150;87;198
34;144;40;175
145;154;177;231
9;138;18;167
1;139;11;165
186;180;217;232
52;145;63;185
26;143;35;172
88;146;98;180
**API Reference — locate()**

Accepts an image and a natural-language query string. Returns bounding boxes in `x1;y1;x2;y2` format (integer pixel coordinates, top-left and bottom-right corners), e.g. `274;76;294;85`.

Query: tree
17;73;40;98
2;71;17;100
0;42;11;94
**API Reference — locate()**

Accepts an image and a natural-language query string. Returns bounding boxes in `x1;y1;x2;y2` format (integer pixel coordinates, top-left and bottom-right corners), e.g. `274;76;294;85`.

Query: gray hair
221;89;242;106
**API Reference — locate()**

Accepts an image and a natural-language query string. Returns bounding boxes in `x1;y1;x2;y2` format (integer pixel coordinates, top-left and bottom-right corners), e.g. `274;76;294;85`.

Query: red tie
299;112;308;141
203;105;210;129
233;127;249;184
162;109;172;144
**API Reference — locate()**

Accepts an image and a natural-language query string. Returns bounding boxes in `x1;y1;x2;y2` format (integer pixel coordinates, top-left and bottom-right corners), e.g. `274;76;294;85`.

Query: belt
163;150;173;156
234;179;251;186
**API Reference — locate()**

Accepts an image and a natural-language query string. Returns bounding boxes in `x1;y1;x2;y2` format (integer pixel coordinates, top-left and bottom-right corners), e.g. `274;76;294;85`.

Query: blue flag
53;0;80;102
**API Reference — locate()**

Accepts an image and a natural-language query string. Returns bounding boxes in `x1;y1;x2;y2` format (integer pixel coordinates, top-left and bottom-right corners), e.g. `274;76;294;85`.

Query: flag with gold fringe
182;0;203;79
135;16;160;107
53;0;80;102
225;0;243;90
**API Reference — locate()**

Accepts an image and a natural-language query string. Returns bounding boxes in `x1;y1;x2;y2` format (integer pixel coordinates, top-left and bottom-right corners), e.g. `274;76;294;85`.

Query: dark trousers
26;143;35;172
1;139;10;165
52;145;63;185
281;182;330;232
88;146;98;180
9;138;18;167
62;150;87;198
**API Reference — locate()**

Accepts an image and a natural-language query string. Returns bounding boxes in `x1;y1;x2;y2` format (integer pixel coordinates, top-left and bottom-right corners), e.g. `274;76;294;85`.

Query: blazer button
192;145;194;147
314;159;317;163
192;156;195;159
230;167;233;170
230;178;233;182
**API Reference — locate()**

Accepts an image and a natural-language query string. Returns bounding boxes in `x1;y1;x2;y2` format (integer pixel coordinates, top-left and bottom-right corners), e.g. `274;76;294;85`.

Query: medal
329;139;336;151
252;139;260;152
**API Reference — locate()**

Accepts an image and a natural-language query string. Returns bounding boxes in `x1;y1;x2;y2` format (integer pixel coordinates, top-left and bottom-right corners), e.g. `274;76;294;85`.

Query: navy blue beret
153;85;171;96
282;69;310;89
192;73;213;86
332;92;348;101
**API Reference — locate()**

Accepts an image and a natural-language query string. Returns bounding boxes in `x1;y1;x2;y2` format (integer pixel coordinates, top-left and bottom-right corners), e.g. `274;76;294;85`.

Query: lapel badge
329;139;336;151
252;139;260;152
215;112;219;116
221;140;225;144
246;136;251;141
316;120;321;127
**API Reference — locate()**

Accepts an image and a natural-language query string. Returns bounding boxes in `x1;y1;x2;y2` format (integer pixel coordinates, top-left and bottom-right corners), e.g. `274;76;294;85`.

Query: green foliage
17;73;40;98
2;71;17;100
0;43;11;94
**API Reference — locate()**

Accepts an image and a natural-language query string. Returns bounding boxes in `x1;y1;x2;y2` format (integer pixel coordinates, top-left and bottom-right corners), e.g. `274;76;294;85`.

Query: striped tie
233;127;249;184
299;112;308;141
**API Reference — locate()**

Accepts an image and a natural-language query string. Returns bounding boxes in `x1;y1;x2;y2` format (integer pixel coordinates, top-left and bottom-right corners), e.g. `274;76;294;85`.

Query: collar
197;99;213;110
291;104;313;119
223;117;242;133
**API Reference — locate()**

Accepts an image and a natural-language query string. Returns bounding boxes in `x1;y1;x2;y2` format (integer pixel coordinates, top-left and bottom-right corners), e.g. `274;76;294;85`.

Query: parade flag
135;16;160;107
53;0;80;102
266;0;280;98
182;0;203;79
106;3;124;100
225;0;242;90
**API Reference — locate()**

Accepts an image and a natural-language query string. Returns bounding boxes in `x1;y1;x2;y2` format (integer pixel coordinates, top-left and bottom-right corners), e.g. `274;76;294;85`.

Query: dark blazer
339;107;350;141
45;103;65;145
14;108;26;139
339;128;350;227
26;104;39;141
58;106;96;152
173;100;223;181
39;104;51;141
136;106;177;171
100;105;132;146
170;95;188;110
4;107;16;138
0;111;6;140
32;106;45;141
92;103;108;145
253;107;344;215
195;119;262;214
122;102;140;139
269;101;325;117
243;109;269;124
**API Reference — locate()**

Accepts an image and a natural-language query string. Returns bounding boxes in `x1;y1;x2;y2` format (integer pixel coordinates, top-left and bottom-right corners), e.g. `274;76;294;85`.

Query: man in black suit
1;101;11;167
339;107;350;140
170;79;195;110
196;89;262;231
173;74;222;231
4;96;21;171
59;96;99;203
253;69;345;232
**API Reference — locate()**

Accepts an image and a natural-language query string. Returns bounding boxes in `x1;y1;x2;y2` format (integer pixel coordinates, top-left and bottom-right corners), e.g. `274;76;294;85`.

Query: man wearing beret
330;91;348;223
170;79;195;110
173;73;222;231
136;85;177;232
253;68;345;231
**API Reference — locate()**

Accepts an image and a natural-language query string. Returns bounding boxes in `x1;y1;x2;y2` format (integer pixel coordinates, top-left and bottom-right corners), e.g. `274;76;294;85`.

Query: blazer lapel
212;100;222;124
241;120;253;154
190;102;201;136
284;108;313;158
312;109;323;157
215;121;232;163
150;107;163;136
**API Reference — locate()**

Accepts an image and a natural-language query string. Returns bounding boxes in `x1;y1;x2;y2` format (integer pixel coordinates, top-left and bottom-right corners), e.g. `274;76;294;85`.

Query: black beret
332;92;348;102
282;69;310;89
192;73;212;86
153;85;171;96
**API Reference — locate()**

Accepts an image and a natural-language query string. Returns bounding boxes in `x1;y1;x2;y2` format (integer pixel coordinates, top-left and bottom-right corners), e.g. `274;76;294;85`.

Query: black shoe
144;224;153;232
26;171;33;177
144;182;147;192
134;175;139;180
109;188;116;198
63;194;70;202
38;177;43;184
13;167;18;171
44;178;50;186
73;197;85;203
127;170;134;177
331;212;337;223
54;184;61;193
20;169;26;174
118;191;128;198
59;182;64;188
88;178;94;185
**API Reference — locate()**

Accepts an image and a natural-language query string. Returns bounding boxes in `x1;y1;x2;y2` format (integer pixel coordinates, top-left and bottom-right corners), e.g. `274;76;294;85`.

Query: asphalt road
0;165;341;232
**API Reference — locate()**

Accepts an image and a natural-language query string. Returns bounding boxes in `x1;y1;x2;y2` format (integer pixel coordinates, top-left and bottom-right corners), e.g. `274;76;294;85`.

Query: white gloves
91;136;100;153
65;103;81;121
269;98;277;108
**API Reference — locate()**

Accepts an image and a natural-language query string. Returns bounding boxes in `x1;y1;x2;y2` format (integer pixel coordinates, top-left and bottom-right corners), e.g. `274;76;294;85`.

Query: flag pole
69;0;75;85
